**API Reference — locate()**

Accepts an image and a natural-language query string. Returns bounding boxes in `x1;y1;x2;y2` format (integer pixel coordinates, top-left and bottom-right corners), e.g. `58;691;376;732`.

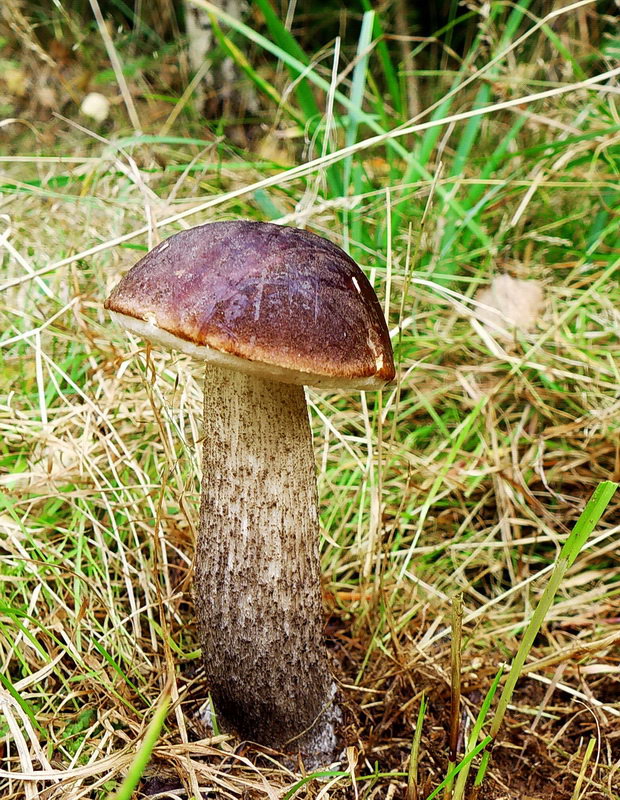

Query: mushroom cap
105;221;395;389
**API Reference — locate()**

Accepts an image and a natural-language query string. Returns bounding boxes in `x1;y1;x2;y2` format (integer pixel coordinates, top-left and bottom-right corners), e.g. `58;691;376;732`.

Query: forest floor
1;2;619;799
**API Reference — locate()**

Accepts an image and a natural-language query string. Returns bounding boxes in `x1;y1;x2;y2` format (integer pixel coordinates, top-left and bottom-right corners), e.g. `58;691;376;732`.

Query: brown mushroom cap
105;221;395;389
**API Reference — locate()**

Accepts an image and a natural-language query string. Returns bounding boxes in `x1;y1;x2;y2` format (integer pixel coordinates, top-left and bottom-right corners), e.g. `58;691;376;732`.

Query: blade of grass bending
561;481;618;566
251;0;344;197
540;21;586;80
187;0;492;252
474;480;618;790
106;692;170;800
207;13;304;128
360;0;402;117
425;737;492;800
415;31;484;170
451;116;529;256
395;396;489;589
406;692;427;800
442;0;530;179
92;640;149;705
409;1;503;232
0;671;45;736
342;11;374;254
437;1;532;271
344;11;375;159
452;667;504;800
283;771;349;800
253;0;320;123
587;187;618;251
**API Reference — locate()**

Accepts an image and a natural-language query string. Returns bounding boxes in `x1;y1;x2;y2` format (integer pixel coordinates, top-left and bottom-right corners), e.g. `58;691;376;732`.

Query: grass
1;1;620;798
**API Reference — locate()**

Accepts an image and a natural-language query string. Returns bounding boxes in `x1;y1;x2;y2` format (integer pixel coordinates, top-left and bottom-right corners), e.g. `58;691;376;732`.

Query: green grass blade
0;671;46;736
360;0;403;117
540;21;586;80
437;0;533;267
407;692;427;800
438;116;528;261
342;10;374;251
283;771;349;800
441;0;531;180
253;0;321;122
416;13;491;169
187;0;493;253
108;0;165;46
425;737;492;800
344;11;375;154
207;13;304;126
474;481;618;789
106;693;170;800
559;481;618;567
570;737;596;800
452;667;504;800
444;594;463;799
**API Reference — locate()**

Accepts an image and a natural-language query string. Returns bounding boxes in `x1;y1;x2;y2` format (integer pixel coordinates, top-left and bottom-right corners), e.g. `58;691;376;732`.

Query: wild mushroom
104;221;394;762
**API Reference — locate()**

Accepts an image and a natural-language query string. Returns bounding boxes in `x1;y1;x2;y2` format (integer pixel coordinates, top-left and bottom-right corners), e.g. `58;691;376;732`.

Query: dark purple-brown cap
105;221;395;389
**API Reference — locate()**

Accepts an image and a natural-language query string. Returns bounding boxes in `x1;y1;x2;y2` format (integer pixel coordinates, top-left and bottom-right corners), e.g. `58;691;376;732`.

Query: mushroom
104;221;394;762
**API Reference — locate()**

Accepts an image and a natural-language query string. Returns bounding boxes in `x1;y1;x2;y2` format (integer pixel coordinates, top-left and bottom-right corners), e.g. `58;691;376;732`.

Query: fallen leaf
474;274;544;339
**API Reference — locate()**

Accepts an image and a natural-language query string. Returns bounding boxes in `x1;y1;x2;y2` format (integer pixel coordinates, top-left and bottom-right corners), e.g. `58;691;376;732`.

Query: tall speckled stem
195;364;338;757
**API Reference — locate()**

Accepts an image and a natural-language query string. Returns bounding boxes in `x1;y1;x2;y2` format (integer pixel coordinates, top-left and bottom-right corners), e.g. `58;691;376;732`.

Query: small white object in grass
475;274;544;339
80;92;110;123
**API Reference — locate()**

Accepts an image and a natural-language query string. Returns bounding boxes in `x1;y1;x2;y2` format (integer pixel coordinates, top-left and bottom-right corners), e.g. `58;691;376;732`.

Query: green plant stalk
342;10;374;253
283;771;349;800
452;667;504;800
571;737;596;800
395;395;489;592
407;692;427;800
426;737;492;800
284;770;412;799
253;0;321;122
360;0;402;117
0;671;45;736
540;21;586;80
106;693;170;800
251;0;342;197
207;13;304;127
452;116;529;256
474;481;618;789
207;693;221;737
437;0;532;269
444;594;463;799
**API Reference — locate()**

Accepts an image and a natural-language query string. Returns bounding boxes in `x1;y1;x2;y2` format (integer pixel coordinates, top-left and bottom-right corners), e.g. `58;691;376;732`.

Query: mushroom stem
195;364;339;756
